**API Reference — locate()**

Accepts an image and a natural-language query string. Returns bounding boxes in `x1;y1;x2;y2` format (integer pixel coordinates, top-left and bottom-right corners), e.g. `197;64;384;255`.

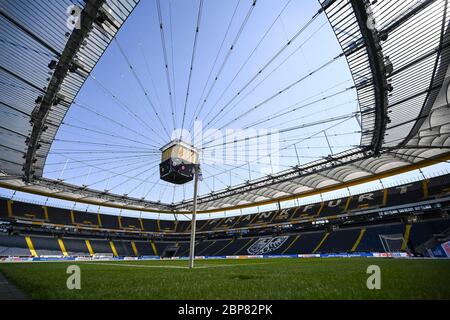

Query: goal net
379;234;405;253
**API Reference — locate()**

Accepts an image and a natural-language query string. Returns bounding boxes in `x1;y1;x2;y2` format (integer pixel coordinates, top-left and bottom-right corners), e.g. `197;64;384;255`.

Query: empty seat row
1;217;449;257
1;173;449;234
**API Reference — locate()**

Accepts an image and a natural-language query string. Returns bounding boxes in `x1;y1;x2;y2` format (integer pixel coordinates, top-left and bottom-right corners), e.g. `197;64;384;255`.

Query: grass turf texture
0;258;449;299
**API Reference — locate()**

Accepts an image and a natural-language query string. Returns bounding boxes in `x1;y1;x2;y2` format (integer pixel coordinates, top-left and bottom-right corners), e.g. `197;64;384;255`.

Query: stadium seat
347;190;384;211
194;240;216;256
240;236;292;255
0;235;30;254
215;216;240;229
185;220;200;231
271;208;296;223
30;236;63;256
427;174;450;197
214;238;239;255
232;214;255;229
141;219;158;232
290;205;315;220
152;241;172;256
250;211;277;225
317;228;361;253
100;213;121;229
355;223;406;252
112;241;135;256
320;198;349;217
62;238;92;256
119;216;142;230
199;239;232;256
176;241;191;256
1;217;449;258
1;173;449;259
408;218;450;250
0;198;9;219
11;201;46;221
0;245;32;257
46;206;72;225
386;181;425;206
89;239;113;255
282;231;326;254
232;238;255;255
174;220;190;233
72;210;99;226
199;218;223;231
158;219;176;232
134;241;156;256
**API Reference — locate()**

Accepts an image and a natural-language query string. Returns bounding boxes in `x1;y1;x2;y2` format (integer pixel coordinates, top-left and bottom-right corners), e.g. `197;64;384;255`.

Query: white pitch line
85;260;284;269
85;262;190;269
194;261;279;268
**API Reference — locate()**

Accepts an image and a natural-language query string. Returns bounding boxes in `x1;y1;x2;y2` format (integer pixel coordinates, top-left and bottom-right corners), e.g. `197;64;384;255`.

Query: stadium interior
1;0;450;301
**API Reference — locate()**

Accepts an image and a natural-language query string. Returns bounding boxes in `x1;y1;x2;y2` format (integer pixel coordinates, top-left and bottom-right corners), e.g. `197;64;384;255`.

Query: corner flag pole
189;164;199;269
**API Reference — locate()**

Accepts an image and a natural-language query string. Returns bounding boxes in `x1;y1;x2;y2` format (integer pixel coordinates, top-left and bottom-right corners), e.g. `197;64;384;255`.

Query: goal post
189;164;199;269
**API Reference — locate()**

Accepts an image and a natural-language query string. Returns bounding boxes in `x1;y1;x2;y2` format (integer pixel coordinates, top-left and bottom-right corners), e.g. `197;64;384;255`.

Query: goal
379;234;405;253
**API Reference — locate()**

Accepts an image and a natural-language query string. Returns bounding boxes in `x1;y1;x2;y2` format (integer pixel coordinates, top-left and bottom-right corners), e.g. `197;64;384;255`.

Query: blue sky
44;0;360;201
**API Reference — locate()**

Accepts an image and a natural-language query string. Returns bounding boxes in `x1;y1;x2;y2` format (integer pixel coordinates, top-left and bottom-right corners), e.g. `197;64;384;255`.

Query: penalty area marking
194;261;280;269
85;262;190;269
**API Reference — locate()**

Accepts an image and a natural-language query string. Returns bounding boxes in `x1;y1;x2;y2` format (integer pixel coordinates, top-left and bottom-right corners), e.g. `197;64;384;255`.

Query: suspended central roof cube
159;140;199;185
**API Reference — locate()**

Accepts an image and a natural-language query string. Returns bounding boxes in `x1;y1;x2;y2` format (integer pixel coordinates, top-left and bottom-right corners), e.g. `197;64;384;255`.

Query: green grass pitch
0;258;449;299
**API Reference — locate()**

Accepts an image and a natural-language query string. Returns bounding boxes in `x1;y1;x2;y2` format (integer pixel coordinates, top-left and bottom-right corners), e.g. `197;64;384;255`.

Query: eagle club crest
247;236;289;255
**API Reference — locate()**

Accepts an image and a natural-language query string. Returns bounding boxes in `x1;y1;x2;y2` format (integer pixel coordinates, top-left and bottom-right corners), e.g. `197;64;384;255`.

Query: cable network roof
0;0;449;214
0;0;139;177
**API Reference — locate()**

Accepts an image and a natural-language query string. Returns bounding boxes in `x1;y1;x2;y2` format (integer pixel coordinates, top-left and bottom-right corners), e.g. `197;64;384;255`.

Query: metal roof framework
0;0;449;214
0;0;140;177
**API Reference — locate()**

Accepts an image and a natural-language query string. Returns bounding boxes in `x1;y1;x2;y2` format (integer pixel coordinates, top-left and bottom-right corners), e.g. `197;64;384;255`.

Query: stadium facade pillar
189;165;199;269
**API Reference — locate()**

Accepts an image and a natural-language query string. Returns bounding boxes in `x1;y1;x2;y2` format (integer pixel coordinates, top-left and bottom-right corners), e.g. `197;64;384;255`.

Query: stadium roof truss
0;0;449;214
